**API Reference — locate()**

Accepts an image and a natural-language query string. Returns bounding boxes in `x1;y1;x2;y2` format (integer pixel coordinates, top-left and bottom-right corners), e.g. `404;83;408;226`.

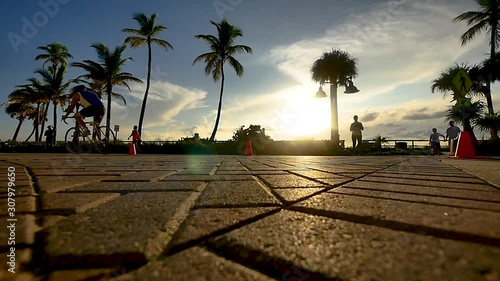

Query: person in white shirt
445;121;461;156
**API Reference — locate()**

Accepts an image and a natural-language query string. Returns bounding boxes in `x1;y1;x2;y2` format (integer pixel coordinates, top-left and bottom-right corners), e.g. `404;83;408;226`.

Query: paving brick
0;249;31;277
330;187;500;212
41;216;67;228
342;180;500;203
208;210;500;281
443;158;500;188
47;268;115;281
294;192;500;239
360;175;496;191
215;170;288;175
113;247;274;281
0;215;39;248
66;181;205;193
258;175;327;188
0;197;36;215
272;188;326;203
36;176;120;193
315;177;353;186
40;193;120;215
101;171;175;181
196;181;280;207
37;192;196;270
175;168;216;175
290;170;352;179
169;207;277;247
162;175;255;181
0;272;37;281
0;186;35;197
369;172;486;183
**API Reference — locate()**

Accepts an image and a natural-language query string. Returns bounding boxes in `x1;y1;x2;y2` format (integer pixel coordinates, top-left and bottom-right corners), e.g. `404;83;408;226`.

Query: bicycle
63;115;115;154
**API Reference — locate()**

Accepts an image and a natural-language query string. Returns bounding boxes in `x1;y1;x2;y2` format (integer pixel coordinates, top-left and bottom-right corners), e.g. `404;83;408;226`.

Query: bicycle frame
63;115;113;153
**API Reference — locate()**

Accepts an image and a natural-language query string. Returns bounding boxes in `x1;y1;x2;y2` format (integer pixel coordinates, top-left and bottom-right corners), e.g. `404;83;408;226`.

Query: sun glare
275;87;330;140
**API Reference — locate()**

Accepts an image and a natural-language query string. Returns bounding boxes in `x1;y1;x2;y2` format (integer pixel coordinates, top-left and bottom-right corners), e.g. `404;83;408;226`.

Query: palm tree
34;43;73;142
9;80;47;143
454;0;500;114
475;112;500;139
193;19;253;141
373;135;388;149
71;43;142;140
432;64;485;142
123;13;173;137
5;102;36;141
311;49;358;144
35;42;73;76
35;65;71;142
445;99;484;143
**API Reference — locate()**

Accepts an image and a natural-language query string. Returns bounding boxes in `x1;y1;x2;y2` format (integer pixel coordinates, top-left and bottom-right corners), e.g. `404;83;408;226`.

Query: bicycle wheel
64;127;92;153
95;126;116;154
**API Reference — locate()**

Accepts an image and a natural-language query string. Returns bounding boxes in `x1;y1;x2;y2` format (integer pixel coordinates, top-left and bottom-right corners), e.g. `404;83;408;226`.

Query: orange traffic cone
452;131;476;158
244;140;253;156
128;143;136;155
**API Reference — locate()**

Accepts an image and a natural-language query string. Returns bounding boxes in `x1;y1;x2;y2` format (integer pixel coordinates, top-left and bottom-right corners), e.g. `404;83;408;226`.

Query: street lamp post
315;77;359;146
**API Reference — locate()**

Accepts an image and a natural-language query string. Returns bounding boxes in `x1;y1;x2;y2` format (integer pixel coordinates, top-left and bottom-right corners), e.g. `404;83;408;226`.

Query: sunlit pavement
1;154;499;281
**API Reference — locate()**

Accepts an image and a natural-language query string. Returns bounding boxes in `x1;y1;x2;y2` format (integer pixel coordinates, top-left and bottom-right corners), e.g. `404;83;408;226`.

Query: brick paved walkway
1;154;499;281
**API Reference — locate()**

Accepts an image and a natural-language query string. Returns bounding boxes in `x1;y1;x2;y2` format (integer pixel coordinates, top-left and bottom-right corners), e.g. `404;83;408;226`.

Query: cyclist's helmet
73;85;86;93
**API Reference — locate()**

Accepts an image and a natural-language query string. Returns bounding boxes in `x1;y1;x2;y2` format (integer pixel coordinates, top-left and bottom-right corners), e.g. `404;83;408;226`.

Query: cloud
265;0;482;99
105;80;208;141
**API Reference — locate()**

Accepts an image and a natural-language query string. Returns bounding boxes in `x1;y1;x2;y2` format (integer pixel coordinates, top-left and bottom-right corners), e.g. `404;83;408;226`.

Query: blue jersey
78;91;104;108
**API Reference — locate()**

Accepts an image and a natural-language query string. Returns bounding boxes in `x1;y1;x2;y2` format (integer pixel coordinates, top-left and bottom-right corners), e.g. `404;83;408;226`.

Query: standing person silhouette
128;125;141;153
445;121;461;156
350;115;364;148
44;126;54;148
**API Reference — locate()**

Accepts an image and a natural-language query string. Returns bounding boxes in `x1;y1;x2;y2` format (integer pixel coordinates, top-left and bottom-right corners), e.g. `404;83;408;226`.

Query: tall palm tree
5;102;36;141
35;65;71;142
311;49;358;144
454;0;500;114
72;43;142;140
193;19;252;141
35;42;73;142
123;13;173;137
35;42;73;76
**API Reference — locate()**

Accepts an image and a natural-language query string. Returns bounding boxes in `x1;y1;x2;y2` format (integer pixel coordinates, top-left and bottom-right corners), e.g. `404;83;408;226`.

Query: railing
116;139;447;149
362;139;449;149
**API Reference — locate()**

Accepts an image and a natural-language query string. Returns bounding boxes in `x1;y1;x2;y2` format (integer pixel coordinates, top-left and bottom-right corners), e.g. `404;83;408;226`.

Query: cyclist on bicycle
62;85;105;137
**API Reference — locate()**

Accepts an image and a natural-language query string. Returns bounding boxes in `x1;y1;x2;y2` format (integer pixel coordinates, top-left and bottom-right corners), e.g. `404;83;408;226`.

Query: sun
276;87;330;139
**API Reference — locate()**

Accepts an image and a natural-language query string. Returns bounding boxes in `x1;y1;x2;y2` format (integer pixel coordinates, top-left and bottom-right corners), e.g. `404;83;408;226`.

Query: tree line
5;13;252;143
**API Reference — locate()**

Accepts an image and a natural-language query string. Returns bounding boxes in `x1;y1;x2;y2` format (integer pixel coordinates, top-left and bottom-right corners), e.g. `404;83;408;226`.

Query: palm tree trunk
486;25;497;138
12;119;23;141
105;82;112;140
329;83;339;145
487;21;496;114
52;101;58;144
35;104;41;143
463;119;477;146
209;66;225;142
25;122;37;142
39;103;49;142
138;42;152;137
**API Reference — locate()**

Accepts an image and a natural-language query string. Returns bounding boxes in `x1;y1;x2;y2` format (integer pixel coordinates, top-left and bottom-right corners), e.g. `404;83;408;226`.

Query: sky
1;0;499;144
